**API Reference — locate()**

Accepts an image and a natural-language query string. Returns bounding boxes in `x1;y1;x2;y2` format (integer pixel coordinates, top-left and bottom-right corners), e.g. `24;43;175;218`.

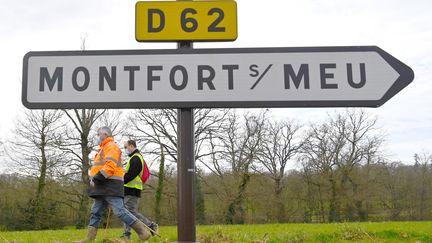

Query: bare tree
7;110;64;229
253;119;305;222
302;117;344;222
301;109;383;222
203;110;267;224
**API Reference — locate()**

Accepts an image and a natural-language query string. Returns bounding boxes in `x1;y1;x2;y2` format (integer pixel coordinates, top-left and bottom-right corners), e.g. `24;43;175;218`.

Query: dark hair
127;140;137;148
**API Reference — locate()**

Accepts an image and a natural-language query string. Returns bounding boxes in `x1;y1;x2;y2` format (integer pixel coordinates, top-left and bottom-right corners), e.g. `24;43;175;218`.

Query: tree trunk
76;134;91;228
154;144;165;223
419;174;427;220
33;139;48;229
352;181;367;221
304;179;314;223
195;172;206;224
274;178;286;223
225;172;250;224
328;177;340;222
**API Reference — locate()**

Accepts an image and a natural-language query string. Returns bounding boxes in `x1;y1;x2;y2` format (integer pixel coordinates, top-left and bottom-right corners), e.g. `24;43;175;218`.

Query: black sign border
22;46;414;109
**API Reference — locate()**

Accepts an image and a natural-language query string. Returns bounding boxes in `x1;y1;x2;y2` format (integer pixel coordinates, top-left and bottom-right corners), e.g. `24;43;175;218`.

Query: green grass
1;221;432;242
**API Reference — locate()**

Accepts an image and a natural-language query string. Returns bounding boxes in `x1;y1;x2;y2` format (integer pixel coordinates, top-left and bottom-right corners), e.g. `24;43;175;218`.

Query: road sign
135;1;237;42
22;46;414;109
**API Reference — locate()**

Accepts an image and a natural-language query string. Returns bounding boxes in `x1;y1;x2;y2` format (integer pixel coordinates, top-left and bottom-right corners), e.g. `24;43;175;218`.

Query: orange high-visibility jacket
88;137;125;198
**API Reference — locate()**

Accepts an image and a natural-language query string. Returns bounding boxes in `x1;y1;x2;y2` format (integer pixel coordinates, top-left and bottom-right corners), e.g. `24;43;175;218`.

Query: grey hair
98;126;113;137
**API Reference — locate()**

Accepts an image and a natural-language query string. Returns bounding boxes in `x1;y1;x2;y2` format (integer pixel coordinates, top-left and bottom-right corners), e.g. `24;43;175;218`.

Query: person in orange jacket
76;126;150;242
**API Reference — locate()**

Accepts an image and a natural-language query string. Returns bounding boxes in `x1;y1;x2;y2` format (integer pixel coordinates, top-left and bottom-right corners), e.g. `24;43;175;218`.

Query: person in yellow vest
76;127;150;242
122;140;158;240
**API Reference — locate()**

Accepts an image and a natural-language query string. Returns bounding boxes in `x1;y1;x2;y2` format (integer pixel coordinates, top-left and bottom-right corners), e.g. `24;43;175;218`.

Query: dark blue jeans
89;196;137;228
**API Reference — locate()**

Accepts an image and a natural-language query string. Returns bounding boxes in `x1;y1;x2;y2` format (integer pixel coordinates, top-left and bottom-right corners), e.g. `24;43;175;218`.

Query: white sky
0;0;431;171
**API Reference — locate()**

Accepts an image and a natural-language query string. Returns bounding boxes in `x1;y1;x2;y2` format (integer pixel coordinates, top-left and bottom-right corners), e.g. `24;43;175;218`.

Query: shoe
148;222;159;236
131;220;151;241
74;226;97;242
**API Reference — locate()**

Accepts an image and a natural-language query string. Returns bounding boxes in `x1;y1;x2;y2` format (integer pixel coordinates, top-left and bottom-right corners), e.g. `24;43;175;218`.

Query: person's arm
124;156;143;184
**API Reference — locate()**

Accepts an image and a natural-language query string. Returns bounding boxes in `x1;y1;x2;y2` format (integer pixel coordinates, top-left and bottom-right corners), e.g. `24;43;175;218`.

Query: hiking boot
131;220;151;241
74;226;97;243
148;222;159;236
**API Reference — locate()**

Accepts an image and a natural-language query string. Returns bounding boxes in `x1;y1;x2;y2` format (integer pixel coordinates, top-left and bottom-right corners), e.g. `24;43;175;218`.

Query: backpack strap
131;153;145;176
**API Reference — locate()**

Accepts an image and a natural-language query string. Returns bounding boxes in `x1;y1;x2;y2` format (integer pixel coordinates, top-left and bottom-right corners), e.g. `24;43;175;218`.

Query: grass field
1;221;432;243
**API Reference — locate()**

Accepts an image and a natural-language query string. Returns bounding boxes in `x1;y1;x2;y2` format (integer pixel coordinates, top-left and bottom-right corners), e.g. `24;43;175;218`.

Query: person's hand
90;180;95;187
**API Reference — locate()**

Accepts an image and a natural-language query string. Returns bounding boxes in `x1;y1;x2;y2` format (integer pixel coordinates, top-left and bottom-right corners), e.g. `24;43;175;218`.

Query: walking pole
103;207;112;239
0;234;10;243
104;207;162;239
142;222;161;238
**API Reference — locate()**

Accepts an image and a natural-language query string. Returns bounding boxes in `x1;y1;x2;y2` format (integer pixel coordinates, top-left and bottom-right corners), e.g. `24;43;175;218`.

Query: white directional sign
22;46;414;109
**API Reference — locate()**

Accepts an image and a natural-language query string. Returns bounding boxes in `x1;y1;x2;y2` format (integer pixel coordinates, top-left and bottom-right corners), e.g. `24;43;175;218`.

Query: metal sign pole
176;37;196;242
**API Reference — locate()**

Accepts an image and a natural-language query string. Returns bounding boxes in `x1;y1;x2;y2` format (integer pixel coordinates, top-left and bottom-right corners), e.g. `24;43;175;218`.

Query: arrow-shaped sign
22;46;414;109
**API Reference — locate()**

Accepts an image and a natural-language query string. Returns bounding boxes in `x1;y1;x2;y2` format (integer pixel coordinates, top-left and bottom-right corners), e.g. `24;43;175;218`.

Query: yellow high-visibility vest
124;153;145;190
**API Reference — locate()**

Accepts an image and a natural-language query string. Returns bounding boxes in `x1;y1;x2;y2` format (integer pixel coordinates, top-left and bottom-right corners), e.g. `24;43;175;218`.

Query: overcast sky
0;0;431;171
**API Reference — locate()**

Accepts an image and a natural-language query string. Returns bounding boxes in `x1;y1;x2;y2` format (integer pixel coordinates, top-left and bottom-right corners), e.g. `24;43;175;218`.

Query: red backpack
140;156;150;184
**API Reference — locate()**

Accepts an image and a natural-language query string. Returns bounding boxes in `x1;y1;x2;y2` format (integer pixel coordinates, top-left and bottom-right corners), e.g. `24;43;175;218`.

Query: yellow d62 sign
135;1;237;42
